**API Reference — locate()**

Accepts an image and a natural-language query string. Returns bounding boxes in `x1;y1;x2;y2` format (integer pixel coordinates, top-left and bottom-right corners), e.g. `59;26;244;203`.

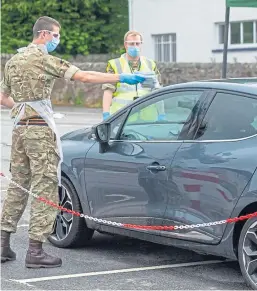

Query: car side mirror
93;123;111;143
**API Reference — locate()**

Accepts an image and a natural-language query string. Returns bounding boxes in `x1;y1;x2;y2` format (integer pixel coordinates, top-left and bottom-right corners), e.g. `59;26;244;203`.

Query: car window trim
108;132;257;144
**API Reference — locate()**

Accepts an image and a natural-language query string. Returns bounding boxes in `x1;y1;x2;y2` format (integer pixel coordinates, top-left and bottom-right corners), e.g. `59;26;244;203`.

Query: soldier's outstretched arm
42;55;145;85
72;70;119;83
72;70;145;85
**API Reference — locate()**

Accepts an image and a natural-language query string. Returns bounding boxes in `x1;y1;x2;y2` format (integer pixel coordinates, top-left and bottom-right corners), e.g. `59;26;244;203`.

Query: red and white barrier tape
1;172;256;231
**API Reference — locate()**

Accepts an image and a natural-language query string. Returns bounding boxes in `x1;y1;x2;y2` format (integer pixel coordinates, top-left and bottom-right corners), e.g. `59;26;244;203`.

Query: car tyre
238;216;257;290
48;176;94;248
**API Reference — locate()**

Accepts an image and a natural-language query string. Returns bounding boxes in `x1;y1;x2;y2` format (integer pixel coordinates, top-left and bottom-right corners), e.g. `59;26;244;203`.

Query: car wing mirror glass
93;123;111;143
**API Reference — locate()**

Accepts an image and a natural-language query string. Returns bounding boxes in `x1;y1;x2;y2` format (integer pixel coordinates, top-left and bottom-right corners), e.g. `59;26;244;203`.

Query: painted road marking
6;279;35;288
12;259;229;284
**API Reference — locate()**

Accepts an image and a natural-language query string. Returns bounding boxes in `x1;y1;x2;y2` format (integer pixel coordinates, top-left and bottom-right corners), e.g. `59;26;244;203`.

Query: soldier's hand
119;73;145;85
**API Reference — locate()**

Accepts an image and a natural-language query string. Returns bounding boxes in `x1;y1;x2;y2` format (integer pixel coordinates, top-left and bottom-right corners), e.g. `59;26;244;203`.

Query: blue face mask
46;37;60;53
127;46;140;58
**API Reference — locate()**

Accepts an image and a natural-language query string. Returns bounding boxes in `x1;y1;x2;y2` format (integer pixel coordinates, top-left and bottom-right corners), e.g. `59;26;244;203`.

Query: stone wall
1;54;256;107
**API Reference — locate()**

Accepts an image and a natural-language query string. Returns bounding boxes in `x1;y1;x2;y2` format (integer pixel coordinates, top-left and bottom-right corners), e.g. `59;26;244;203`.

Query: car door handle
146;165;166;171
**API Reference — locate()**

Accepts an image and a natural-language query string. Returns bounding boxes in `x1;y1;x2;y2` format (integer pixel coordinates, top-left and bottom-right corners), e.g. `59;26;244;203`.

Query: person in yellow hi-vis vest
102;30;165;121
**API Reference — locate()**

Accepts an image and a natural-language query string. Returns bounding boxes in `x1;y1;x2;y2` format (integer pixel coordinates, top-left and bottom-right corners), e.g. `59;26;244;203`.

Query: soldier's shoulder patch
60;58;69;65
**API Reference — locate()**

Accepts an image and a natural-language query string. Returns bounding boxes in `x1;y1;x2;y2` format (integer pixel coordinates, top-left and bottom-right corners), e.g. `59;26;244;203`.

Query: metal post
128;0;133;30
222;6;230;79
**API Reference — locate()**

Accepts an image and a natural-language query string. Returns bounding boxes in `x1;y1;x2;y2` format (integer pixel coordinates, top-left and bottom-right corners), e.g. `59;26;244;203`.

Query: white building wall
129;0;257;63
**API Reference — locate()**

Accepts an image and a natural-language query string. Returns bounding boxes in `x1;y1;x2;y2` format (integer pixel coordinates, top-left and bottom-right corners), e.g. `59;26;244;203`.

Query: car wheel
48;176;94;248
238;216;257;290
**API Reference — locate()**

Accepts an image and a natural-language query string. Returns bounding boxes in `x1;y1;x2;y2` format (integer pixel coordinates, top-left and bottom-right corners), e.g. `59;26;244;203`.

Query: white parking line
7;279;35;288
12;259;228;284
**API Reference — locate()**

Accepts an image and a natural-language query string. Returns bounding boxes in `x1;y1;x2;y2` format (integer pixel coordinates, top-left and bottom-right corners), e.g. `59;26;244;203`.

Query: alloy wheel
51;185;73;241
242;220;257;286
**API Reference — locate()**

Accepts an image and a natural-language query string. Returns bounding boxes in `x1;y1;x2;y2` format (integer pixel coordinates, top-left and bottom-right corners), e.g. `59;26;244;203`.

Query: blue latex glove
103;112;110;120
119;73;145;85
157;114;166;121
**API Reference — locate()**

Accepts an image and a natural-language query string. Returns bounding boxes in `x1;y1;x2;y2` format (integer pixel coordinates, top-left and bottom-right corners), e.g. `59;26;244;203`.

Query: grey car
49;78;257;290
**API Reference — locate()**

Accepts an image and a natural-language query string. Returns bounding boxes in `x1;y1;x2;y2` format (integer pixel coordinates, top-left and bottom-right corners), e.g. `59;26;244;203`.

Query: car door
163;90;257;243
84;89;208;228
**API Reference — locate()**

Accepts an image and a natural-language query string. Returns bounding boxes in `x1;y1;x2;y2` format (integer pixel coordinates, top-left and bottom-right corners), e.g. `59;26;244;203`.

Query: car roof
155;78;257;97
202;77;257;84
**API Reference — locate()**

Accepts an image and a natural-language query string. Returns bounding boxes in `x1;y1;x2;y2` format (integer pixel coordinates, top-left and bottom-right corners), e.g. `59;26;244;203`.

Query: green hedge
1;0;128;57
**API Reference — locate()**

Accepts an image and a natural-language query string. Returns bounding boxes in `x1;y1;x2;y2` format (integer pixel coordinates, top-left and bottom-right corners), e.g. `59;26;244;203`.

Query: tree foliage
1;0;128;56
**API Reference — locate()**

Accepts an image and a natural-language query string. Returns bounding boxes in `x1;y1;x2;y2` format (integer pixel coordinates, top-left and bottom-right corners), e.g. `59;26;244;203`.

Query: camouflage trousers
1;125;60;242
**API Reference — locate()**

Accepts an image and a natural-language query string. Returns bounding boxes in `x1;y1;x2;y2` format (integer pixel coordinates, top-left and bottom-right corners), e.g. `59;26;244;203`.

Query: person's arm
153;62;165;119
102;90;113;115
101;62;116;120
0;93;15;109
43;55;144;85
154;62;162;86
156;100;165;118
0;62;15;109
72;70;120;83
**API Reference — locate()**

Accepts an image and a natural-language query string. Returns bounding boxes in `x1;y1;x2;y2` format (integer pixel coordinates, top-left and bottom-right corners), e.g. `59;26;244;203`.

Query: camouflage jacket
0;43;80;119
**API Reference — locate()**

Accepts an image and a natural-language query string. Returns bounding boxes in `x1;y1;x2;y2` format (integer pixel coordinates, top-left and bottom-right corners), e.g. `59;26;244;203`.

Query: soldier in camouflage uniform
0;16;145;268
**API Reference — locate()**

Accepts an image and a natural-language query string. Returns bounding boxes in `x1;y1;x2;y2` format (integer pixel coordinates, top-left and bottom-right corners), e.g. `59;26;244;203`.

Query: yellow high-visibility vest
108;54;159;120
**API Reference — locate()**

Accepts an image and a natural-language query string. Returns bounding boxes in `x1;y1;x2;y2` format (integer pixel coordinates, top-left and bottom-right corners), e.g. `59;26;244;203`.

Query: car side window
109;111;128;140
195;92;257;140
118;90;204;141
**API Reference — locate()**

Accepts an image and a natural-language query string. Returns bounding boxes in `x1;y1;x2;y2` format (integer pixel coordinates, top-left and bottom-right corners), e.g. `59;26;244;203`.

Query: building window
152;34;176;62
231;22;241;44
243;21;254;43
217;20;257;45
219;24;225;44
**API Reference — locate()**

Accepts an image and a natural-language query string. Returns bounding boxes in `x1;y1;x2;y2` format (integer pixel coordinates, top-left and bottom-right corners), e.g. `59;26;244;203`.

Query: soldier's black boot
25;239;62;268
1;230;16;263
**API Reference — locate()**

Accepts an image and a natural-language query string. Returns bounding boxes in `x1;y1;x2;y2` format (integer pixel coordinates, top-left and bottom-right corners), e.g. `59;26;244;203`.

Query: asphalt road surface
0;107;251;290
